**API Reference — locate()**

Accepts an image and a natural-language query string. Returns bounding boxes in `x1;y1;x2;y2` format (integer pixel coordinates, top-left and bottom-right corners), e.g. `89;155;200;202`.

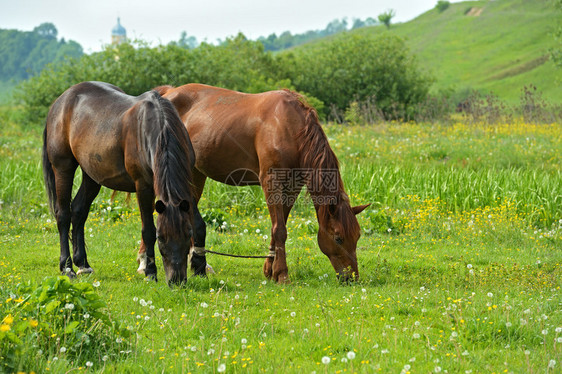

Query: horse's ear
179;199;190;212
352;204;370;215
155;200;166;214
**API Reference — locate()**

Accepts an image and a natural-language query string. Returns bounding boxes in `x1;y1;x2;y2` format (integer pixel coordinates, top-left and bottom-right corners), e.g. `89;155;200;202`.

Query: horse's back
45;82;144;191
168;84;304;184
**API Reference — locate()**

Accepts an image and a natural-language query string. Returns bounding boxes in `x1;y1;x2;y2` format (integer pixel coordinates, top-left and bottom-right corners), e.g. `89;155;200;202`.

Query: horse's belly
76;152;136;192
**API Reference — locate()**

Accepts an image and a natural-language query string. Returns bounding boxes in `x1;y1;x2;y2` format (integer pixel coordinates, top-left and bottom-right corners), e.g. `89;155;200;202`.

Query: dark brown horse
42;81;205;284
143;84;369;282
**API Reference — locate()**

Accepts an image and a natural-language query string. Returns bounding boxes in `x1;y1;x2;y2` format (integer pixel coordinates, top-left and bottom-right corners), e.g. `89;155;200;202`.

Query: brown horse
42;81;204;284
142;83;369;283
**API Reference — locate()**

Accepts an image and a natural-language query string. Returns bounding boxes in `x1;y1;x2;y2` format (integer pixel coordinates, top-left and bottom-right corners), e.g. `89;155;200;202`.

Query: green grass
1;109;561;372
302;0;562;103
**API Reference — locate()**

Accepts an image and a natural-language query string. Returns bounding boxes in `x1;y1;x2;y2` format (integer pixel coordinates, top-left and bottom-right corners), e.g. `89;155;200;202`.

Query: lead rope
192;246;275;259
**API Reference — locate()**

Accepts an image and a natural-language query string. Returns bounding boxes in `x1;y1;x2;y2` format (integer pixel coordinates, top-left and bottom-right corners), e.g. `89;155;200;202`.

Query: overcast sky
1;0;461;53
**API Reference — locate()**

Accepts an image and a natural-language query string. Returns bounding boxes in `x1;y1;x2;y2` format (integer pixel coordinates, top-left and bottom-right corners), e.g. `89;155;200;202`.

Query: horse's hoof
62;268;77;279
137;255;147;274
76;267;94;275
145;273;157;282
274;272;290;284
263;260;273;279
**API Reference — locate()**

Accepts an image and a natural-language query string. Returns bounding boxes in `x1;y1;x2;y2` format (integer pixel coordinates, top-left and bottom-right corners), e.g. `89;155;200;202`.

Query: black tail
42;124;57;215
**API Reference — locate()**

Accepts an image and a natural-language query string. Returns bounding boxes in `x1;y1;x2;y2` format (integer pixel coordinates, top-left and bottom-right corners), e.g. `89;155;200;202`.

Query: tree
435;1;450;13
280;32;432;120
378;9;396;29
169;31;198;49
33;23;58;39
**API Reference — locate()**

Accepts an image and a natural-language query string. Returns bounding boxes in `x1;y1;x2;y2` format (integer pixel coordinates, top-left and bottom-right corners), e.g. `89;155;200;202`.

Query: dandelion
548;360;556;369
133;297;138;302
241;338;247;344
466;264;473;269
347;351;356;360
341;358;348;363
92;281;100;287
116;337;123;343
64;303;75;310
524;350;530;355
86;361;93;368
60;347;67;353
191;346;197;352
290;312;296;317
413;333;420;339
200;302;209;308
217;363;226;372
434;366;442;373
462;350;469;356
102;355;109;362
542;329;548;335
139;299;148;307
487;292;493;298
555;327;562;333
321;356;330;364
256;229;261;234
506;322;512;327
403;364;411;371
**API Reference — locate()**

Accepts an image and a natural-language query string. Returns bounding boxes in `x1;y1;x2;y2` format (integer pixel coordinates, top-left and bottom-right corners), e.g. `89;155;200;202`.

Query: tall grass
0;106;561;372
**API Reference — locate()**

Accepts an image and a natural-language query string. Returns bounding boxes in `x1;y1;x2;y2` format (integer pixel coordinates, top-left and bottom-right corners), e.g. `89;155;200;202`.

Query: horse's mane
151;91;194;232
287;90;359;238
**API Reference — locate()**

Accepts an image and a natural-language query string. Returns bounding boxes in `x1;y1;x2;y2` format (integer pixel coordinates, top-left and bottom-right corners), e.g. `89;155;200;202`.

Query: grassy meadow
0;106;561;373
347;0;562;103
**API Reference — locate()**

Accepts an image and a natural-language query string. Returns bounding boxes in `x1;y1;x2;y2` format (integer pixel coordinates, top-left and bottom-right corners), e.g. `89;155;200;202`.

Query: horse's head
317;201;370;282
155;199;193;285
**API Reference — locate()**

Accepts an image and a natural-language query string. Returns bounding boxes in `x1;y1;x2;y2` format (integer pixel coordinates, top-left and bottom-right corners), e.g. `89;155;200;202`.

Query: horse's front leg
136;187;157;281
190;197;208;276
262;183;299;283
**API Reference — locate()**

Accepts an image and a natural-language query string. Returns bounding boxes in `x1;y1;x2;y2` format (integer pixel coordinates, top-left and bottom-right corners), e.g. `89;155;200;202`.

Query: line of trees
17;32;432;124
256;17;378;51
0;23;83;81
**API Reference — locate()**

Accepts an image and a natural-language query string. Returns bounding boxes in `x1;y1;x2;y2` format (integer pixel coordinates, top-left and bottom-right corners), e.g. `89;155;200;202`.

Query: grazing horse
140;83;369;283
42;81;204;284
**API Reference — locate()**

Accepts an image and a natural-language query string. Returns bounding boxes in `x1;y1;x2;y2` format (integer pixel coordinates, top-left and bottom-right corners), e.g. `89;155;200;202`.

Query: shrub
0;276;132;372
281;33;433;120
435;1;450;13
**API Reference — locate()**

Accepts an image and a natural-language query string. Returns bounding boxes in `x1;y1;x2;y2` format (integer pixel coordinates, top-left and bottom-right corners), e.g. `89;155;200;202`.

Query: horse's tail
153;85;175;96
42;124;57;215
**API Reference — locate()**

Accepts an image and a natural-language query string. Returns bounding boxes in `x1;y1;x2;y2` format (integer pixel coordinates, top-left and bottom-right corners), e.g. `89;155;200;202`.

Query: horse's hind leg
53;164;77;276
71;171;101;274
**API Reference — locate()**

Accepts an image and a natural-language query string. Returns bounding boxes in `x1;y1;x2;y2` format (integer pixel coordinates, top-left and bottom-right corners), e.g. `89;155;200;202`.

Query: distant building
111;17;127;45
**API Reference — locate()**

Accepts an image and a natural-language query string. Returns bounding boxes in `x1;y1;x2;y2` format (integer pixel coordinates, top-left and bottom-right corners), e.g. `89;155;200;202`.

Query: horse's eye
335;236;344;245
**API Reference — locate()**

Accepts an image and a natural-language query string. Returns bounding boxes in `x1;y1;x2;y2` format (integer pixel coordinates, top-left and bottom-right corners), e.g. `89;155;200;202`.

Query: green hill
317;0;561;103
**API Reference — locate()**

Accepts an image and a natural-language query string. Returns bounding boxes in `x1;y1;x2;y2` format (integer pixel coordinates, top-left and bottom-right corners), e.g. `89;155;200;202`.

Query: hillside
346;0;561;102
